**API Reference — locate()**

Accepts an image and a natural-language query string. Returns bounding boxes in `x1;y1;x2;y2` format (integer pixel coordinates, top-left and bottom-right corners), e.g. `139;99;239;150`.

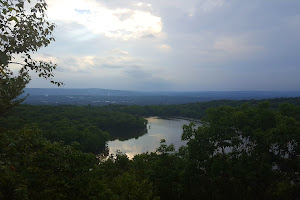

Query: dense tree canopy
100;97;300;120
180;102;300;199
1;102;299;199
0;105;147;153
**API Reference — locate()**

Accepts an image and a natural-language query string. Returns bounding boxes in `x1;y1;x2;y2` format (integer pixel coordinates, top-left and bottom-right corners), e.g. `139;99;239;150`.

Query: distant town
22;88;300;105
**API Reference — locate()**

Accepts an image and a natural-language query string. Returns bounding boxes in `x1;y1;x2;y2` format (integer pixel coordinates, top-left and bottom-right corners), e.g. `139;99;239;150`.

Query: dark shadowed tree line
0;105;147;153
96;97;300;120
1;102;299;199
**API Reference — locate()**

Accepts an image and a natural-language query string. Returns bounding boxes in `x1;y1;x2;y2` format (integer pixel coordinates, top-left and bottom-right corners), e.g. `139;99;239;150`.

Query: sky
24;0;300;91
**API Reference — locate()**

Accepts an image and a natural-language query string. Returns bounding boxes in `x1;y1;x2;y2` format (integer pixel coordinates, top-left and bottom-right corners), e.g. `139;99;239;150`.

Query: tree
181;102;300;199
0;0;61;116
0;125;98;199
0;68;29;115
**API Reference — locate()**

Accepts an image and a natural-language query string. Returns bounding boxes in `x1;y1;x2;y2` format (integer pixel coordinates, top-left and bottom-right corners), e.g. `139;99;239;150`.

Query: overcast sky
25;0;300;91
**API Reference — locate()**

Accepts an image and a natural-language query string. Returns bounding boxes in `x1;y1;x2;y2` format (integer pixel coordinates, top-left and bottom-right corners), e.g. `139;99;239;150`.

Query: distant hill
21;88;300;106
23;88;300;99
23;88;142;96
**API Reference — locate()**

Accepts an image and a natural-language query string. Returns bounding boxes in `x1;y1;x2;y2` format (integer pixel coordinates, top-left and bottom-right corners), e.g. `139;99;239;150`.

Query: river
107;117;201;159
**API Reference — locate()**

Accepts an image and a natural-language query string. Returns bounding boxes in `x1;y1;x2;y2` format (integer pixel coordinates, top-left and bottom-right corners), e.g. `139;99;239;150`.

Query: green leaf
0;66;6;76
0;34;8;41
0;52;9;65
8;7;15;12
8;16;18;23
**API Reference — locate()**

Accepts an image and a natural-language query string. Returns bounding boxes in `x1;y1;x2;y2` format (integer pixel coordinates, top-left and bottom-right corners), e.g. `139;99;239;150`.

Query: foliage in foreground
1;0;61;116
0;102;299;199
0;126;157;200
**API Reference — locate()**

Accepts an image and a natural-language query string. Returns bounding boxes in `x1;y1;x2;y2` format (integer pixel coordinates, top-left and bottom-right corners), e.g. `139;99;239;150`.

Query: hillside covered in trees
1;0;299;199
1;99;300;199
0;105;147;153
100;97;300;119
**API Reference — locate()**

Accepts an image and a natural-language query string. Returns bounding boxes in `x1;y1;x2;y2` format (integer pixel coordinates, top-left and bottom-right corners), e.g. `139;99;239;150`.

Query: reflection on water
107;117;201;159
109;129;148;141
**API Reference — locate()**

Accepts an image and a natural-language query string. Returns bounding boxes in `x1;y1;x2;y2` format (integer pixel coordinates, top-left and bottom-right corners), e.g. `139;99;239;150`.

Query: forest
100;97;300;119
1;98;300;199
1;0;299;199
0;105;147;153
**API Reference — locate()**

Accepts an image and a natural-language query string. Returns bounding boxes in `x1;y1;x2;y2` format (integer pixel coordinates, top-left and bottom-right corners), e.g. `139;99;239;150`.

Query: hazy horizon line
25;88;300;93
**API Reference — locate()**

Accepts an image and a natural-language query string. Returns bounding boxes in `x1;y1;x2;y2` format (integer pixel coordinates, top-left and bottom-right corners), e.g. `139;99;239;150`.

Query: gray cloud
124;68;151;79
100;64;124;69
28;0;300;91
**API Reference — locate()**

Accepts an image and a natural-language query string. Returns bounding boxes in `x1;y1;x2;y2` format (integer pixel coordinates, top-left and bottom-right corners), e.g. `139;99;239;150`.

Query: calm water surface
108;117;200;159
